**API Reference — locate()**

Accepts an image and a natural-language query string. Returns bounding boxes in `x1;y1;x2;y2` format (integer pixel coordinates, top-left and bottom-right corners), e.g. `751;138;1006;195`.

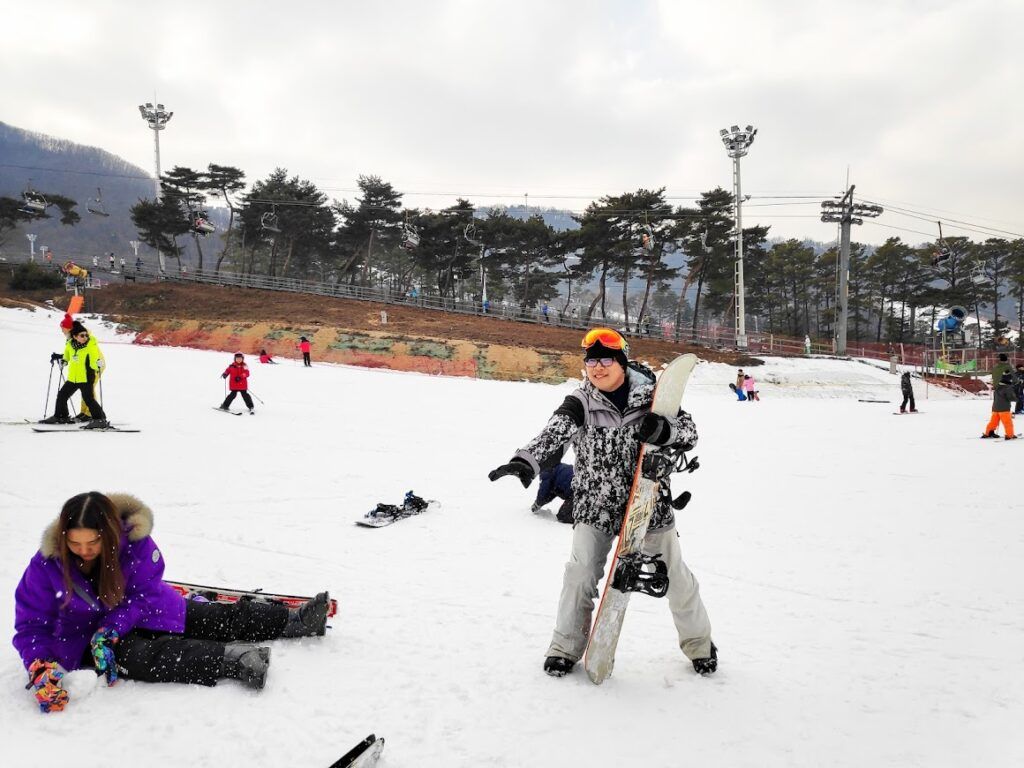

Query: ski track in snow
1;306;1022;767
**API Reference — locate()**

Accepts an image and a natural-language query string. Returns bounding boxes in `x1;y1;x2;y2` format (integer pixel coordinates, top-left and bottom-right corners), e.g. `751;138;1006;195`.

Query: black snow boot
39;414;73;424
280;592;330;638
691;642;718;676
74;413;92;423
223;643;271;690
543;656;575;677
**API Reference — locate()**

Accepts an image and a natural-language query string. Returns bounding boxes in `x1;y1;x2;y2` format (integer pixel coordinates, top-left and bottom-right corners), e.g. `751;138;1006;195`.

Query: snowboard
356;492;433;528
728;382;746;401
329;734;385;768
33;423;138;433
584;353;698;685
166;581;338;618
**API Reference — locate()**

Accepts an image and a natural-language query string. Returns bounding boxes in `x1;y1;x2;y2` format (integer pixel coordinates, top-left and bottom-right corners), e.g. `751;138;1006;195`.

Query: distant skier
57;311;100;423
219;353;255;413
108;253;115;272
729;369;747;401
258;348;276;364
899;372;917;413
531;447;574;524
40;320;109;429
297;337;312;367
1015;364;1024;415
13;491;330;711
488;327;715;678
743;374;759;402
981;372;1017;439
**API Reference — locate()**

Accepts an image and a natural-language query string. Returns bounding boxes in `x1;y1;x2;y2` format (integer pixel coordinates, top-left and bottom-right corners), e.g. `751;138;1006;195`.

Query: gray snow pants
546;523;713;662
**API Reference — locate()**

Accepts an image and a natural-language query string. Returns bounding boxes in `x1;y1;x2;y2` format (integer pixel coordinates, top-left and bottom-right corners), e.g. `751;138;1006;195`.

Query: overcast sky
2;0;1022;245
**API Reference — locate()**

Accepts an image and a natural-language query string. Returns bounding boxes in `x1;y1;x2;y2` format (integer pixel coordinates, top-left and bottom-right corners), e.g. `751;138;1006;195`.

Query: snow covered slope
0;306;1020;767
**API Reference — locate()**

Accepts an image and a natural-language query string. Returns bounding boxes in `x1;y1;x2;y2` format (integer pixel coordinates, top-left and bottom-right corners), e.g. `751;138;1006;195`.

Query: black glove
221;373;228;379
50;352;63;363
488;457;535;488
637;413;673;446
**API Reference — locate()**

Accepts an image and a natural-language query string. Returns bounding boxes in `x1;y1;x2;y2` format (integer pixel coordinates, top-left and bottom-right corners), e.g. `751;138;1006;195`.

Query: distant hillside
0;121;158;261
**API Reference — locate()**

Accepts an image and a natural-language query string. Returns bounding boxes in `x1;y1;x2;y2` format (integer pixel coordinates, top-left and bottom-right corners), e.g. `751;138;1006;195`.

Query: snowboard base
330;734;385;768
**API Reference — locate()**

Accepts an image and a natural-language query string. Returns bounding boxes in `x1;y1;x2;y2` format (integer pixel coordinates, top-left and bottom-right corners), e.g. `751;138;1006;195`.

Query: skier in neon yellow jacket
40;320;109;428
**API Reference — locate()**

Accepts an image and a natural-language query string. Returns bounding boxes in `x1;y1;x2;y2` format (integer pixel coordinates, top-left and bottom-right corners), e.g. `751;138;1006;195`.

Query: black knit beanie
69;320;88;336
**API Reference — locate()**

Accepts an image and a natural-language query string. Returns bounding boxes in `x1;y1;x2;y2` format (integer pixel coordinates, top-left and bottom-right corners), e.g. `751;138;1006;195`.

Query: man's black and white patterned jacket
514;362;698;536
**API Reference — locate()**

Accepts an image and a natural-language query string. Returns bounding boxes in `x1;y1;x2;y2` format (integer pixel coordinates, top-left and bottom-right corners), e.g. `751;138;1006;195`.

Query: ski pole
43;359;56;418
247;390;265;405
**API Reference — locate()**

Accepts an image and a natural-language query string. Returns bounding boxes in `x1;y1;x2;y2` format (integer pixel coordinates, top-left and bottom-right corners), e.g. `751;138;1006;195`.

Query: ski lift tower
138;102;172;272
720;125;757;350
820;185;882;356
26;233;37;263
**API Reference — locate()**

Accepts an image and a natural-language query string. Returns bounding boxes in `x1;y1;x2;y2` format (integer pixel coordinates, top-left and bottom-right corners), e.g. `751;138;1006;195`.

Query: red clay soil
1;282;758;368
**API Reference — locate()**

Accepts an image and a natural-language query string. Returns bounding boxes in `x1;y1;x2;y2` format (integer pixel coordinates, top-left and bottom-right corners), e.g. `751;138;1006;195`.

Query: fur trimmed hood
39;493;154;559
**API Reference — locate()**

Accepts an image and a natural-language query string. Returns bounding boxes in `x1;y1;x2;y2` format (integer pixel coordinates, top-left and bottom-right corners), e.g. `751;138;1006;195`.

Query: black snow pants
55;381;106;420
900;392;916;411
221;390;254;410
302;352;311;367
113;599;288;686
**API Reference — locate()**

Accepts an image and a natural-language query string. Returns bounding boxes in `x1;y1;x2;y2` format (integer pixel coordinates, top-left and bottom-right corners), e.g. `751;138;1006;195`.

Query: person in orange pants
981;372;1018;439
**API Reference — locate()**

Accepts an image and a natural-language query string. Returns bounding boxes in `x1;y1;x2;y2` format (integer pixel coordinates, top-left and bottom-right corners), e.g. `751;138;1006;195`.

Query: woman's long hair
57;492;125;609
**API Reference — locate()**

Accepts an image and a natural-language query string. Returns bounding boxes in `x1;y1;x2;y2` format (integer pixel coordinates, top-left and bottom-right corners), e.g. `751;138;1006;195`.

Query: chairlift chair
86;187;110;217
20;185;47;216
190;210;216;235
401;225;420;250
640;224;655;252
464;222;483;248
260;211;281;234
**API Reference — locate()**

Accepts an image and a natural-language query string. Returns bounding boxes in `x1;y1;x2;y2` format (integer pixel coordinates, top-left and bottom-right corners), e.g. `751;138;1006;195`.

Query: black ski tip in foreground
329;734;385;768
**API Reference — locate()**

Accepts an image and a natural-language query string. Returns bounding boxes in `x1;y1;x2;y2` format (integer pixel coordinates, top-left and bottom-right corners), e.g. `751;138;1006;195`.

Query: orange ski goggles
581;328;627;351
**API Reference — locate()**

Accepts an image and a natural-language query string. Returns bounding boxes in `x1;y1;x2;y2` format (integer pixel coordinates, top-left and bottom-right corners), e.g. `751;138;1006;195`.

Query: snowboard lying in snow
166;581;338;618
356;491;433;528
329;734;385;768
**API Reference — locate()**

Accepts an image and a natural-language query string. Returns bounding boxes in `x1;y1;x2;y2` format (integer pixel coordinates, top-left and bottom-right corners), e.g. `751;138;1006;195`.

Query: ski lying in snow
33;423;139;433
584;353;698;685
0;419;35;425
858;399;890;403
166;581;338;618
329;734;385;768
212;407;244;416
356;491;434;528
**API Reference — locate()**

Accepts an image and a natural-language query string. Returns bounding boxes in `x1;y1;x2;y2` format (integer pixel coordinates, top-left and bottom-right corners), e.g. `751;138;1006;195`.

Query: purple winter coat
12;493;186;671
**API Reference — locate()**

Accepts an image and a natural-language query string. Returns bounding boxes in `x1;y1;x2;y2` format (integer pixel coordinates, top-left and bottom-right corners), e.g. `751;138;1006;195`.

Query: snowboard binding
368;491;429;519
611;552;669;598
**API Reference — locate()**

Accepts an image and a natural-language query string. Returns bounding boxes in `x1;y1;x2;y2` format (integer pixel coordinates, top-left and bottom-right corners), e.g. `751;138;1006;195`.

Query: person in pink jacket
743;374;759;402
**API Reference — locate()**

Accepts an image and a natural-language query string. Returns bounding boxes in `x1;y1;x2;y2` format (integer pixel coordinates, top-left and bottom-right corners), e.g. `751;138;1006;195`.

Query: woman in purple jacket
14;492;330;712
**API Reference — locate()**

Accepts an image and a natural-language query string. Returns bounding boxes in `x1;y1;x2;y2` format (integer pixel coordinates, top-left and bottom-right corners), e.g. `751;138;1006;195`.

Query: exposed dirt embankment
1;282;757;382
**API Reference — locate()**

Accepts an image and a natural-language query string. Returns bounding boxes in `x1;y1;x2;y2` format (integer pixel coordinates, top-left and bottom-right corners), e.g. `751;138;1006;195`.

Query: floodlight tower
138;102;173;200
820;185;883;355
720;124;757;349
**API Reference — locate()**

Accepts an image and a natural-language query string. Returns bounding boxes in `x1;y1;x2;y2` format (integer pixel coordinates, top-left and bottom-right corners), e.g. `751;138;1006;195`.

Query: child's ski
329;734;385;768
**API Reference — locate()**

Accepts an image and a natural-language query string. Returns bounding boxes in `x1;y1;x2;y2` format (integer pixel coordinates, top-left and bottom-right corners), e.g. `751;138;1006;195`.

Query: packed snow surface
0;306;1020;767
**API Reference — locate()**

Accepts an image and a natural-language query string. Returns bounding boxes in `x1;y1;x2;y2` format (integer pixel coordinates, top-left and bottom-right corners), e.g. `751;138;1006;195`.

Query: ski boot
39;414;74;425
82;419;111;430
74;413;92;423
981;431;998;439
223;643;271;690
543;656;575;677
691;642;718;676
281;592;330;638
248;408;255;415
1006;435;1019;440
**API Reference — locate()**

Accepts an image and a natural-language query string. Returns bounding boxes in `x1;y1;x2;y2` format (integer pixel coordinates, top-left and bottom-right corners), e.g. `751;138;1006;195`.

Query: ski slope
0;306;1021;768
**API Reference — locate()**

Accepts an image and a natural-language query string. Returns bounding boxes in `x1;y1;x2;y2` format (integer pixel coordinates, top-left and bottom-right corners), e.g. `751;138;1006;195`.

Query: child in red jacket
297;337;312;367
219;353;255;413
